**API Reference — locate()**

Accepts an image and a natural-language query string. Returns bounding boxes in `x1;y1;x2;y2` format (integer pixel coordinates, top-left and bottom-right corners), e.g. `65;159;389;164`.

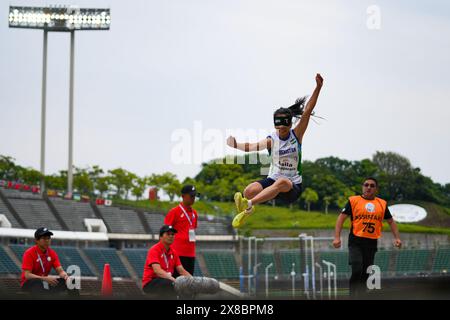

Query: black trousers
143;278;175;299
21;278;72;296
348;245;377;299
173;256;195;278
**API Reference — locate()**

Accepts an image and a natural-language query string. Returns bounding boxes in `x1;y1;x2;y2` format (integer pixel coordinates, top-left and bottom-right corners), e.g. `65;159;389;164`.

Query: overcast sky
1;0;450;185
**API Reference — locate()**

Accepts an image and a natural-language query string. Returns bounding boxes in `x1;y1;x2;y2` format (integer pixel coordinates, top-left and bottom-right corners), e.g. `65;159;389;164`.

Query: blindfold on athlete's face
274;116;292;127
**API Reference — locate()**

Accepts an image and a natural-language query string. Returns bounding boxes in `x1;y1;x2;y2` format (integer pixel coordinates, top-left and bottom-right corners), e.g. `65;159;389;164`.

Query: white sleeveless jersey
267;129;302;184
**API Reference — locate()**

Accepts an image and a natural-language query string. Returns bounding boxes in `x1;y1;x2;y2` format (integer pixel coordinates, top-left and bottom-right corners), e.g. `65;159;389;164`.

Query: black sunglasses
363;183;376;188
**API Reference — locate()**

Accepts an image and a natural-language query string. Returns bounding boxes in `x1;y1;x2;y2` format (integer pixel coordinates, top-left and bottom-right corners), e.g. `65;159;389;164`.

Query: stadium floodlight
9;5;111;195
9;6;111;31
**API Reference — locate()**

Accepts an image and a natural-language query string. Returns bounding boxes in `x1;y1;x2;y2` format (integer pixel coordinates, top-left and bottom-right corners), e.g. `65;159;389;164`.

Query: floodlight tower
8;5;111;195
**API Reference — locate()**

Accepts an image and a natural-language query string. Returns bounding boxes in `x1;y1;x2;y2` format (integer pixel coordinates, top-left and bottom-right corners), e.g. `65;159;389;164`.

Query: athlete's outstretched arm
294;73;323;143
226;136;272;152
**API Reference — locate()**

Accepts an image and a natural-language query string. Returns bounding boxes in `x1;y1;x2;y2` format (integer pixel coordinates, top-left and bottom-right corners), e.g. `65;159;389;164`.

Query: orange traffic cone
101;263;113;296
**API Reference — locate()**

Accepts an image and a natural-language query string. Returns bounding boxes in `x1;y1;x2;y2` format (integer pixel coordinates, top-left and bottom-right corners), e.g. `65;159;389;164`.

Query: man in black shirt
333;177;402;298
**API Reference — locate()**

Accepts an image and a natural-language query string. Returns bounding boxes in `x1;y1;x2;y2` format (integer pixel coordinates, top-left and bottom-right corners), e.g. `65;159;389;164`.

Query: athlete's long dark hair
274;96;324;122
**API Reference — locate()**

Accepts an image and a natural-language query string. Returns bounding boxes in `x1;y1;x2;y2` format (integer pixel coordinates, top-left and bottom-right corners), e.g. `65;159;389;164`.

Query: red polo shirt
142;241;181;288
20;245;61;287
164;203;198;257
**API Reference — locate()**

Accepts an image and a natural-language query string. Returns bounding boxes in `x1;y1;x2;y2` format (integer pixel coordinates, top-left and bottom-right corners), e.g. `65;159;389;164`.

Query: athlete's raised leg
243;182;263;200
233;178;293;228
250;178;292;206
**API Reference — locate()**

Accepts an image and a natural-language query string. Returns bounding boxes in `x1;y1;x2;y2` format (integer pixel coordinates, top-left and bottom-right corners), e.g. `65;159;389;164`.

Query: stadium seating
243;252;278;275
432;246;450;274
51;198;97;232
143;212;165;233
8;198;62;230
196;220;229;235
123;248;147;277
1;188;42;200
194;259;203;277
0;197;21;228
9;244;26;263
55;246;96;276
97;206;146;234
279;249;307;275
0;246;20;274
319;251;351;277
395;249;431;275
201;251;239;279
374;249;392;274
84;247;130;278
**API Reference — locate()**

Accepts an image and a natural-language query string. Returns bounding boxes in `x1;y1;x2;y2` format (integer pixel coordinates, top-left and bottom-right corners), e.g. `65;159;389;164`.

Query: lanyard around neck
179;204;194;226
162;252;170;271
36;249;49;273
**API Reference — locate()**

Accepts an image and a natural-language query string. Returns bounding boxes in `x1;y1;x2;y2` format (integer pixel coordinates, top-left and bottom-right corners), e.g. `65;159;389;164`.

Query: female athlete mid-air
227;73;324;228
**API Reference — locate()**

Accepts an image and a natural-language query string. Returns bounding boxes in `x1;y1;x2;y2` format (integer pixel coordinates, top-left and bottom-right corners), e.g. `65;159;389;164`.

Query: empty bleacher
1;188;42;200
143;212;165;233
243;252;278;275
55;246;96;277
395;249;431;275
432;246;450;274
196;220;229;235
84;247;130;278
0;246;20;274
201;251;239;279
97;206;146;234
0;197;21;228
194;259;203;277
9;244;26;263
51;198;97;232
280;249;304;275
374;249;392;274
123;248;147;277
320;251;351;278
8;198;61;230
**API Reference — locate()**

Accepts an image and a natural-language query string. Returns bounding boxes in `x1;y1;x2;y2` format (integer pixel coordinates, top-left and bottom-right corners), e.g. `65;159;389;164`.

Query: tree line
1;151;449;212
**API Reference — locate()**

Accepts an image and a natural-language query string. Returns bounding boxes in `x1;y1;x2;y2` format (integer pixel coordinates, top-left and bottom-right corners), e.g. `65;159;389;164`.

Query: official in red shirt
142;225;192;298
21;227;70;294
164;185;199;277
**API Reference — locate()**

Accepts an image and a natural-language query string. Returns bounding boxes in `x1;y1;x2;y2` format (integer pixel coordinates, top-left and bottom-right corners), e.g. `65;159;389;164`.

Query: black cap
181;185;198;196
34;227;53;239
159;225;177;236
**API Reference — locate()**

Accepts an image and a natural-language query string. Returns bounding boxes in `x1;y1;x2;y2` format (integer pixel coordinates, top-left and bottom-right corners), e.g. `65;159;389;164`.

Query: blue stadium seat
0;246;20;274
84;247;130;278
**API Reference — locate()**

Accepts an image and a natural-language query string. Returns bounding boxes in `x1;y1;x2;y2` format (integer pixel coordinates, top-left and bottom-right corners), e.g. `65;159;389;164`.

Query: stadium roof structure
8;5;110;31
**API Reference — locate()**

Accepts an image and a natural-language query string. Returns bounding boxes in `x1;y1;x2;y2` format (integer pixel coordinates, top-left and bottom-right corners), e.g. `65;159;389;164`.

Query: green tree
131;177;148;200
0;155;18;180
108;168;130;199
18;167;42;185
301;187;319;212
96;176;110;198
149;173;181;201
88;165;104;194
335;188;355;210
45;171;67;191
195;159;257;201
73;167;94;195
323;196;332;214
372;151;415;200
